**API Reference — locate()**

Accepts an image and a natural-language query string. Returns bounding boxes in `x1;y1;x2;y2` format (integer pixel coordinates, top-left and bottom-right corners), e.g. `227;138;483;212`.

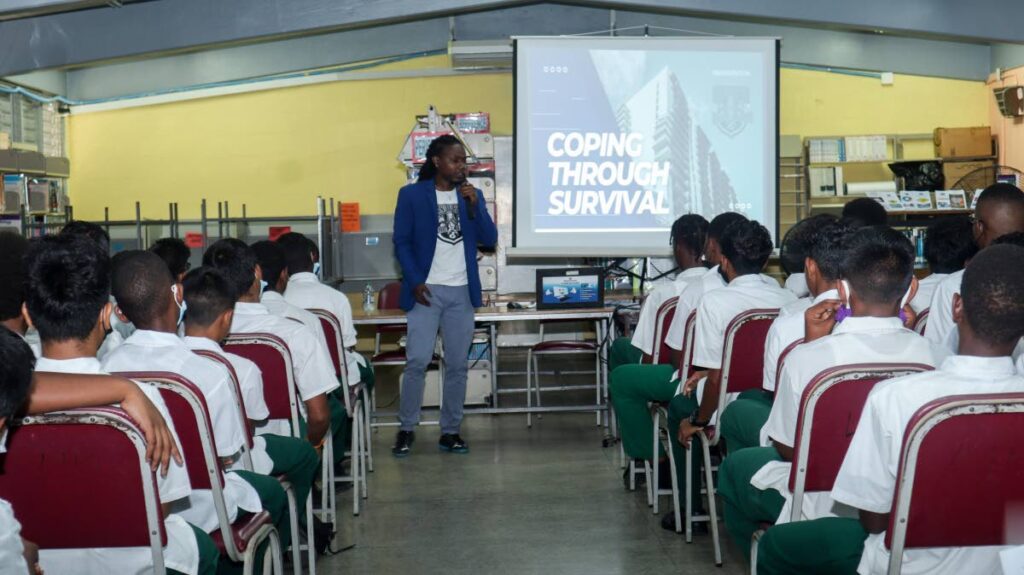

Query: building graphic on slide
614;67;738;220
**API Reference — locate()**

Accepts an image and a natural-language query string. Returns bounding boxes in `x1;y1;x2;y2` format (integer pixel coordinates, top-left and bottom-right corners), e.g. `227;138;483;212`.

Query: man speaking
392;134;498;457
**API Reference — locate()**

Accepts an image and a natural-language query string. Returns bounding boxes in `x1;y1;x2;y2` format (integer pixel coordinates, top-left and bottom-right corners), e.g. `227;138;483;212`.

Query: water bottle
363;283;376;312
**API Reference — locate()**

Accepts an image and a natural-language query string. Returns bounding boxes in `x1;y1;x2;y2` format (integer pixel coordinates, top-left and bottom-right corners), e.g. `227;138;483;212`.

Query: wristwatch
688;412;710;428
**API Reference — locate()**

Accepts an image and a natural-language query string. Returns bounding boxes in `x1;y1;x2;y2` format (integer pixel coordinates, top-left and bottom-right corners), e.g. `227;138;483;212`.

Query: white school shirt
909;272;948;314
183;336;275;475
33;356;199;575
284;272;367;384
261;290;359;386
665;266;726;352
831;355;1024;575
630;267;707;357
0;498;28;575
102;331;261;534
784;273;809;298
761;289;839;393
231;302;340;438
1017;352;1024;375
923;269;963;351
752;317;948;525
425;188;469;286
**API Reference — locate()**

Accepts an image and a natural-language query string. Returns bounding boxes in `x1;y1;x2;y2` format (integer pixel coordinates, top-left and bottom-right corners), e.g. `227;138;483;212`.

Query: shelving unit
778;135;807;239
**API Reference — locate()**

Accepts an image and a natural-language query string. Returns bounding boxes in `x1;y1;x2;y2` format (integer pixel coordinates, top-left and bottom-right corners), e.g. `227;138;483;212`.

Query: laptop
535;268;605;310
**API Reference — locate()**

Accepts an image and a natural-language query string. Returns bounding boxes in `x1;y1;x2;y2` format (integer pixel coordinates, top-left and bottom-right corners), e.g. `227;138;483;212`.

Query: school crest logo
437;204;462;245
713;85;751;138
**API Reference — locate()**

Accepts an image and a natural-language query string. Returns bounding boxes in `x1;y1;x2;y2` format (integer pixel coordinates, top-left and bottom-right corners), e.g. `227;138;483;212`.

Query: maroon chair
748;363;933;574
885;392;1024;574
192;348;309;575
308;308;367;515
112;371;282;574
694;308;780;566
372;281;405;356
774;338;804;391
650;296;679;366
0;407;168;572
525;318;602;427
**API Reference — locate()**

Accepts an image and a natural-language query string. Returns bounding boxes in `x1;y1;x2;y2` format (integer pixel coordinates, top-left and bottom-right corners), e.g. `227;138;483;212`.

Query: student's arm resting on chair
304;393;331;445
859;509;889;534
677;368;720;449
26;372;183;475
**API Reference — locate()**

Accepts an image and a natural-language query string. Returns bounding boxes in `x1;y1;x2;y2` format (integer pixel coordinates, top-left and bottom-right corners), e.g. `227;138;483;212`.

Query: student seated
181;266;319;515
277;232;373;390
717;216;854;453
755;243;1024;574
779;214;836;299
669;220;796;493
608;215;708;371
926;183;1024;350
909;215;976;313
101;250;290;570
22;235;217;575
717;225;950;563
152;237;194;283
609;212;745;498
203;239;341;452
250;240;333;360
0;231;37;356
841;197;888;227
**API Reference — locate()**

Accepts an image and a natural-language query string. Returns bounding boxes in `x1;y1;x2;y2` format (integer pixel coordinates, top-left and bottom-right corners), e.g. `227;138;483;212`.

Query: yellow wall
68;57;990;220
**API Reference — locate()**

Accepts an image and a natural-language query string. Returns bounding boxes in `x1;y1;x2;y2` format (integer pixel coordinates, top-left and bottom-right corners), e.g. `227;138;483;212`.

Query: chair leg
526;349;533;428
685;438;693;543
595;321;602;426
351;404;361;517
652;407;661;515
751;529;765;575
305;492;316;575
628;458;636;491
644;460;653;507
666;424;682;533
533;353;543;418
362;389;374;472
701;434;723;567
358;402;368;501
282;482;300;575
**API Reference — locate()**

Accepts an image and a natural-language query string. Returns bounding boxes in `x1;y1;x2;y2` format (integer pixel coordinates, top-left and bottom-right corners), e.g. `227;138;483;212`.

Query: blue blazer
393;178;498;311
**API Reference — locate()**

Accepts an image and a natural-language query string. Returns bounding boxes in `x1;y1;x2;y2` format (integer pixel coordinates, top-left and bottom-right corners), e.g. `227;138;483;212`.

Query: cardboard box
0;132;9;150
934;127;992;159
942;159;994;188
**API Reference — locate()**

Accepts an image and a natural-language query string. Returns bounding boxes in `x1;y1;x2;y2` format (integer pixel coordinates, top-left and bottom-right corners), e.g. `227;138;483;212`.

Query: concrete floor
316;353;747;575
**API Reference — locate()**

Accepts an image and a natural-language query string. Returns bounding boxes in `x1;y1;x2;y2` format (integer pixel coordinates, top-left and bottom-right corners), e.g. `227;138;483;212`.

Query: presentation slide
513;36;778;257
539;274;600;306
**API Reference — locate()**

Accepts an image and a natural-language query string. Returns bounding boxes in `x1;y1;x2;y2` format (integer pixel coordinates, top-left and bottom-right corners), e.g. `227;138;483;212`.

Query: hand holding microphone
458;177;477;220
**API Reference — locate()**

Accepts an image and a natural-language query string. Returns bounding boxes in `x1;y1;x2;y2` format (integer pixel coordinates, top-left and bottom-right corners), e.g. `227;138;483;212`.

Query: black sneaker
661;511;709;533
392;430;414;458
438;433;469;454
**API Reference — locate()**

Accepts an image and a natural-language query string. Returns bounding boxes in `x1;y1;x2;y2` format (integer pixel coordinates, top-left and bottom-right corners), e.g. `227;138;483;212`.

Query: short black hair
842;198;888;227
182;267;237;327
276;232;314;274
251;240;287;292
841;226;915;305
976;183;1024;211
670;214;708;258
707;212;748;242
150;237;192;277
720;220;774;275
0;232;29;321
960;244;1024;345
110;250;173;326
202;238;257;299
60;220;110;254
809;218;858;282
24;235;110;341
780;214;838;275
0;328;34;420
993;231;1024;248
924;216;977;274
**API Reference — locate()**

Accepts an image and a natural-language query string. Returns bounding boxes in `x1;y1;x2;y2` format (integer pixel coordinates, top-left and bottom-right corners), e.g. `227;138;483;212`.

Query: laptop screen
535;268;605;310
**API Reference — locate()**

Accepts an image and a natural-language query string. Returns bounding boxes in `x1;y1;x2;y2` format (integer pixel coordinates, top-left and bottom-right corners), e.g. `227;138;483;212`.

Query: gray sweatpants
399;284;475;434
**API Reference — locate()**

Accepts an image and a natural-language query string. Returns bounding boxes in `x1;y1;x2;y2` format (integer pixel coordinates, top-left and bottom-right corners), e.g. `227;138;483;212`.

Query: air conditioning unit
994;86;1024;117
449;40;513;69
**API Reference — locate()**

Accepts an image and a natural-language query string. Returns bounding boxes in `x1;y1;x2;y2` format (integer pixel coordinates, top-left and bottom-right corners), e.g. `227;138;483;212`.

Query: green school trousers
757;517;867;575
719;389;773;454
717;446;786;560
609;337;644;374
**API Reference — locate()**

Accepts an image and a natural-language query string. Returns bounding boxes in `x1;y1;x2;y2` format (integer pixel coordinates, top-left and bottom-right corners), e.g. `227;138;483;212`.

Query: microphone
460;178;476;220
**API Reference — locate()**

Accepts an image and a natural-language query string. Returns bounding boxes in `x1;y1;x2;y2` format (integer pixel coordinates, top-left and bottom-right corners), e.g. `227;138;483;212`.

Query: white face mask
0;428;7;454
259;279;268;297
312;262;321;276
170;285;187;326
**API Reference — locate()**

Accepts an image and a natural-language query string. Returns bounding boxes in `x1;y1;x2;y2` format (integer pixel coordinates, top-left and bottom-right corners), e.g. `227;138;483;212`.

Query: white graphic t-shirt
425;188;468;286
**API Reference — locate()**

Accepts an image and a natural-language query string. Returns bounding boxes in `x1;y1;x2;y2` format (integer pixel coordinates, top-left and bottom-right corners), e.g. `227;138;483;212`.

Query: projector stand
603;257;677;296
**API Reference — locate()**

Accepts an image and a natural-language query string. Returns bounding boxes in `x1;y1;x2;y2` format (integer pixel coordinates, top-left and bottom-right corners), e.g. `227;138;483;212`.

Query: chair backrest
308;308;355;413
191;349;255;465
719;309;779;397
885;392;1024;573
223;333;301;435
377;281;402;311
912;308;929;336
651;296;678;365
0;407;166;568
775;338;804;389
679;310;698;378
788;363;933;520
